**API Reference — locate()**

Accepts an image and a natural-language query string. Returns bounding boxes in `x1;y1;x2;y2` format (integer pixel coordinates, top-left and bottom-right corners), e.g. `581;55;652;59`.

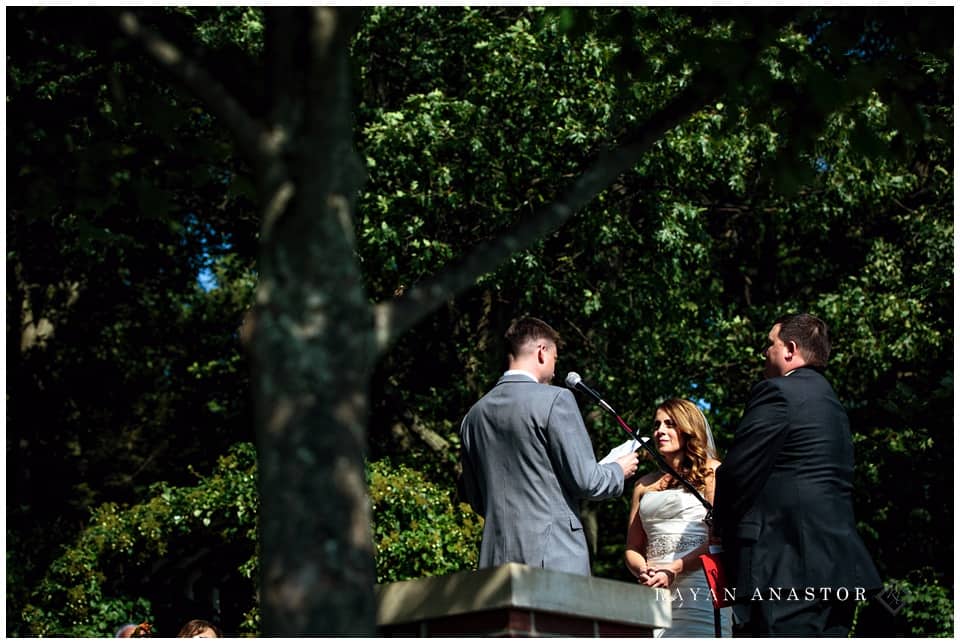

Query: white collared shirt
503;369;538;382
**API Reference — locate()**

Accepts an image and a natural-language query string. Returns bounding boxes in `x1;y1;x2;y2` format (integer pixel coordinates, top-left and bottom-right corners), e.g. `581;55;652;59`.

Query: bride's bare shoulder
634;470;663;492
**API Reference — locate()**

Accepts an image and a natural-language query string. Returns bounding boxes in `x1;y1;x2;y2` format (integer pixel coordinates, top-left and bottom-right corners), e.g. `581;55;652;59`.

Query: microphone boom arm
610;413;713;525
566;372;714;526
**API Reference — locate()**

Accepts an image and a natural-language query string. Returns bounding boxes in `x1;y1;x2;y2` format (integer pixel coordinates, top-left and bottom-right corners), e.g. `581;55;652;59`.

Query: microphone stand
570;375;731;636
573;379;714;527
610;412;714;527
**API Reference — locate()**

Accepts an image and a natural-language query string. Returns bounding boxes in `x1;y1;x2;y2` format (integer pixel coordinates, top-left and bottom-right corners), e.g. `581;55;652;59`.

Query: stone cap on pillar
376;563;671;631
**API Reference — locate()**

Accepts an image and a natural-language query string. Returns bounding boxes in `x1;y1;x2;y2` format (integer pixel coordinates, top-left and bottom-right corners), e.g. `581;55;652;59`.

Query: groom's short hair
505;316;561;359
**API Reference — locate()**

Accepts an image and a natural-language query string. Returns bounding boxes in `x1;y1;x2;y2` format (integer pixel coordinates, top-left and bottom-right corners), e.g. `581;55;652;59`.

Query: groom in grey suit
459;316;638;576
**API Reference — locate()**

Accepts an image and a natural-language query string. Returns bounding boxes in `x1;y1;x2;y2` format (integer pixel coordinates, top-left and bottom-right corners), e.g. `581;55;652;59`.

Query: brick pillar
376;563;670;637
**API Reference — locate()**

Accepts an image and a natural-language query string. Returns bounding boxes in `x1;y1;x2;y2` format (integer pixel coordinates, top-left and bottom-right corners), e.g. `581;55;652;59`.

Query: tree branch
373;72;725;353
371;8;802;354
115;10;274;167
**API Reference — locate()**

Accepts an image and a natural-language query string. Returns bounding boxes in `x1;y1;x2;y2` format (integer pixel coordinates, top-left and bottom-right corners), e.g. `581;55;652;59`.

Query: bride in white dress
625;398;732;637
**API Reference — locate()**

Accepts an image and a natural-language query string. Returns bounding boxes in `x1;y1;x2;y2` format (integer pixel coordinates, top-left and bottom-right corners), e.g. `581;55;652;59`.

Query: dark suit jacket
459;374;624;575
713;367;881;598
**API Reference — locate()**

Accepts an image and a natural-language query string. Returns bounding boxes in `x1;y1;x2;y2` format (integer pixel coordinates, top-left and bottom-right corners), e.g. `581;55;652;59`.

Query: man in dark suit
713;313;881;636
459;316;639;575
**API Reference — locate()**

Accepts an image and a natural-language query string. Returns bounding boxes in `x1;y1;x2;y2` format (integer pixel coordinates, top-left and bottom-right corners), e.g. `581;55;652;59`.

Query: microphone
566;370;716;520
565;372;618;416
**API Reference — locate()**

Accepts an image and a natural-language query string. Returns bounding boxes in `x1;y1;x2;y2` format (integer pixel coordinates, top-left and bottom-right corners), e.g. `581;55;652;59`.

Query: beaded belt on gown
645;533;708;562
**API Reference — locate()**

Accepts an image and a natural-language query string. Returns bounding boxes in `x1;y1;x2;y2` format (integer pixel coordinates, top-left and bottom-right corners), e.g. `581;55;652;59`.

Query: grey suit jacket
459;374;624;576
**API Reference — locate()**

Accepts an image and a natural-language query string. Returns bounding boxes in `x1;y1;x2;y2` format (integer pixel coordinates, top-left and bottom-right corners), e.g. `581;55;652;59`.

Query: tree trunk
250;8;375;635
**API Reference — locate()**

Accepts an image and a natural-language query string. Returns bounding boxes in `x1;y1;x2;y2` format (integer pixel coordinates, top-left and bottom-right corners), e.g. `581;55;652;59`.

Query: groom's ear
784;340;798;359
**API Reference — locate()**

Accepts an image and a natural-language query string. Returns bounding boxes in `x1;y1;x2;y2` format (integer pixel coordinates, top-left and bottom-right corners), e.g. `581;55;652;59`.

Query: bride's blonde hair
655;398;714;492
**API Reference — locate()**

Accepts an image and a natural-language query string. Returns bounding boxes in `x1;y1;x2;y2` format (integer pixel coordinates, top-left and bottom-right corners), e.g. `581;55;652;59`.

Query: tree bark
249;8;375;635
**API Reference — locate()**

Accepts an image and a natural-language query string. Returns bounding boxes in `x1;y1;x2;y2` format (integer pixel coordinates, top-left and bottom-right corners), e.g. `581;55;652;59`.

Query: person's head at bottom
115;624;138;638
177;619;222;638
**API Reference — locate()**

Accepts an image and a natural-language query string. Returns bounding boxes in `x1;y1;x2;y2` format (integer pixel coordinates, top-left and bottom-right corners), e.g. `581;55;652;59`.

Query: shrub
20;443;259;636
369;459;482;583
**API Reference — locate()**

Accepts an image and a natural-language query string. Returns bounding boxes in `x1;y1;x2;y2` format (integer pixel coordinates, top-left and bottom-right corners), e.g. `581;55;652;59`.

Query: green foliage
19;447;486;634
354;8;952;632
185;6;265;55
355;7;623;303
853;571;955;638
8;7;260;634
8;5;953;636
19;443;259;637
369;460;482;583
886;572;955;637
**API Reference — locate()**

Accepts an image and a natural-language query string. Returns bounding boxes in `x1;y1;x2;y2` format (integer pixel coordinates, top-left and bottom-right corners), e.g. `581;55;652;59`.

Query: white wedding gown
638;488;733;637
